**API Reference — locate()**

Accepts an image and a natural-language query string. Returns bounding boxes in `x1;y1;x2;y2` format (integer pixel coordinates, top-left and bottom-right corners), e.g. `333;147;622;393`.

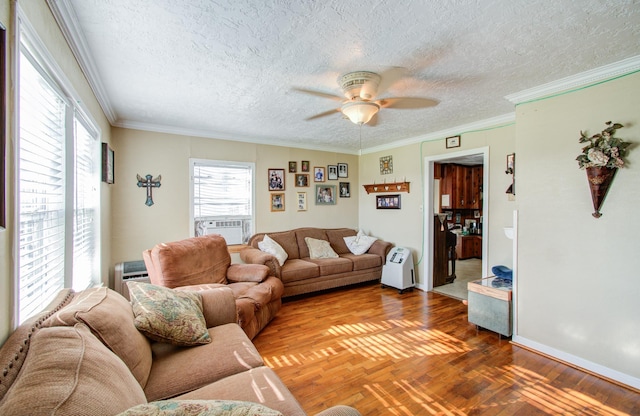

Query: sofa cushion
264;230;300;259
305;237;339;259
147;234;230;288
129;282;211;346
306;257;353;275
226;263;270;283
326;228;357;254
0;324;146;415
118;400;283;416
296;228;328;258
144;323;265;401
258;234;288;266
344;230;378;255
280;259;320;283
43;287;153;388
175;367;306;416
341;253;383;270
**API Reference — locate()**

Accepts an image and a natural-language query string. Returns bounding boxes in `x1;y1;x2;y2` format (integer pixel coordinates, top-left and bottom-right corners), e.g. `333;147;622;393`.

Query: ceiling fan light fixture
341;101;380;125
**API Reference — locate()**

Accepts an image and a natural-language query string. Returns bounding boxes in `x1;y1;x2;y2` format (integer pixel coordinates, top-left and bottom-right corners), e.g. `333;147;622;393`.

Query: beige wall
358;124;516;286
0;1;112;343
514;72;640;383
110;127;359;275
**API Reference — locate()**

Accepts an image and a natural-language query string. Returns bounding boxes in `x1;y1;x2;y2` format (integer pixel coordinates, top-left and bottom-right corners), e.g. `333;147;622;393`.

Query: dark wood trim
0;25;6;229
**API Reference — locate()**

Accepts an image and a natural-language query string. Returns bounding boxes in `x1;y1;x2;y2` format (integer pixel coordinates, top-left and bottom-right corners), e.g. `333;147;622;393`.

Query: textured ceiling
51;0;640;153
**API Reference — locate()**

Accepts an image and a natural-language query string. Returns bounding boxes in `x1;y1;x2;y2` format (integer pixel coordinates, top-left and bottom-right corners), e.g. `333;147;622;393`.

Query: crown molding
361;113;516;154
505;55;640;104
113;119;361;155
47;0;118;123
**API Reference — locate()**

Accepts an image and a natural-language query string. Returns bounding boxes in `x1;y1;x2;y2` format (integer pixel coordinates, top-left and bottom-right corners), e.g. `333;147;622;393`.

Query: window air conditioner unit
114;260;149;300
202;220;243;245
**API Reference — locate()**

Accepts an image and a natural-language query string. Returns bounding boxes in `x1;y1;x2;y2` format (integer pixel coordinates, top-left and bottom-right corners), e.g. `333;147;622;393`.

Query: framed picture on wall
297;192;307;211
270;193;285;212
339;182;350;198
295;173;309;187
315;185;336;205
268;168;285;191
289;161;297;173
376;194;401;209
301;160;310;172
327;165;338;180
313;166;325;182
101;143;114;184
338;163;348;178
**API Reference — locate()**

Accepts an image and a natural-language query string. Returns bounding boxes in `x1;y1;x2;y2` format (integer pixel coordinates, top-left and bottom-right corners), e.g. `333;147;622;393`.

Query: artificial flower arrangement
576;121;630;169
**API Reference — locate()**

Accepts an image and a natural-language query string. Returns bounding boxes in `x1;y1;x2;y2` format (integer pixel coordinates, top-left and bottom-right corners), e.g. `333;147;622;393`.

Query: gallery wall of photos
268;161;350;212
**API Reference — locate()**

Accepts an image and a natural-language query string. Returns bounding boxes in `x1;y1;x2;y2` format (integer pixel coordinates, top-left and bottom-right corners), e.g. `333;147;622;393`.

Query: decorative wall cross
136;174;161;206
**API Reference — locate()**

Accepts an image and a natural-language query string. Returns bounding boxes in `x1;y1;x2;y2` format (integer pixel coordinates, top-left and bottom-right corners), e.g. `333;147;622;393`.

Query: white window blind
18;49;67;322
72;116;99;291
16;18;101;324
193;162;252;217
191;160;254;243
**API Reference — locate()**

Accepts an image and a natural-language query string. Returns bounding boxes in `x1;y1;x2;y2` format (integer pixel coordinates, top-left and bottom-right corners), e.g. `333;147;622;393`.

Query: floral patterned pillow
127;282;211;346
117;400;283;416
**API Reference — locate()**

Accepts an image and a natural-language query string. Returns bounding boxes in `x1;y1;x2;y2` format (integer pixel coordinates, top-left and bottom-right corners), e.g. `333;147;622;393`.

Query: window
16;13;100;324
190;159;254;244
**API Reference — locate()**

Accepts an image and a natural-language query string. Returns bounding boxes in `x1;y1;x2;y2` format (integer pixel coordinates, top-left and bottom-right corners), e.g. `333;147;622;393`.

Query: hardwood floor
252;283;639;415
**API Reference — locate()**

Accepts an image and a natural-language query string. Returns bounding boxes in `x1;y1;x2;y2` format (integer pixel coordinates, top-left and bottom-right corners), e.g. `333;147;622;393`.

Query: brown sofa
240;228;392;297
143;234;283;340
0;286;360;416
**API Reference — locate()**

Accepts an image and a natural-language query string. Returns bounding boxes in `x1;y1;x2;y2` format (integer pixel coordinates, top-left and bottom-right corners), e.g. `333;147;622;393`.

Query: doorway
423;147;489;298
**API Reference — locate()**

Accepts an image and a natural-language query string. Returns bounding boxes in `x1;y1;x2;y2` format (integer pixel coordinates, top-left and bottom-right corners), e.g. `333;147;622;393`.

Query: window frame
14;6;102;326
189;158;255;244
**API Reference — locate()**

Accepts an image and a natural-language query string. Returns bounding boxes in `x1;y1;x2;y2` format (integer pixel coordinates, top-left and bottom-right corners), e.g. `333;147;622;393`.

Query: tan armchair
143;234;283;339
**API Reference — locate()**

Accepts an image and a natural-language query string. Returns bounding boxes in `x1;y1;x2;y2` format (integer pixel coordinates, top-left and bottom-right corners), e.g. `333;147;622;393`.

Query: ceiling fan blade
377;97;438;109
375;67;409;97
292;87;343;101
305;108;341;121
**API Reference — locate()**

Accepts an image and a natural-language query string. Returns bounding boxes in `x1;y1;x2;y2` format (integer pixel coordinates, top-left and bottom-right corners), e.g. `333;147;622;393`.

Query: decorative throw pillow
344;230;378;255
127;282;211;346
117;400;283;416
258;234;288;266
305;237;339;259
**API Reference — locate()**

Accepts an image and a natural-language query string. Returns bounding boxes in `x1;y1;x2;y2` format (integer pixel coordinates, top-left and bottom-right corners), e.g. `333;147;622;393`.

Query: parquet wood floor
252;283;639;415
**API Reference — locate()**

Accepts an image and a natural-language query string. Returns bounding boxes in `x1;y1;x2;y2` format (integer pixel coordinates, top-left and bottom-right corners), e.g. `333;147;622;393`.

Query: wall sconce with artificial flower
576;121;631;218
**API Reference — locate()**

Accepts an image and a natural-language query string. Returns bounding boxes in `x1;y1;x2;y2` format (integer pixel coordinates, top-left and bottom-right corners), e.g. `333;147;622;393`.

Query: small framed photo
315;185;336;205
380;155;393;175
295;173;309;187
289;161;297;173
313;166;325;182
327;165;338;180
338;163;348;178
376;194;401;209
446;135;461;149
506;153;515;174
339;182;350;198
297;192;307;211
301;161;310;172
270;193;285;212
102;143;114;184
268;168;285;191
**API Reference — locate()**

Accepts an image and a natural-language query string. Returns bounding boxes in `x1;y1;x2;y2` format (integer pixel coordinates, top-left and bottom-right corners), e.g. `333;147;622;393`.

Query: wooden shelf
363;181;410;194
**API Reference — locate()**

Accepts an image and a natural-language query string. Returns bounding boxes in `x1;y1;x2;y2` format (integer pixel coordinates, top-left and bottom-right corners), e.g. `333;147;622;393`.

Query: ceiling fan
294;68;438;126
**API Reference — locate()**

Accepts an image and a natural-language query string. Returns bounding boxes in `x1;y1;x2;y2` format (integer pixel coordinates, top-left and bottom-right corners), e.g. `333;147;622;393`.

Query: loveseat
143;234;283;339
240;228;392;297
0;285;360;416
